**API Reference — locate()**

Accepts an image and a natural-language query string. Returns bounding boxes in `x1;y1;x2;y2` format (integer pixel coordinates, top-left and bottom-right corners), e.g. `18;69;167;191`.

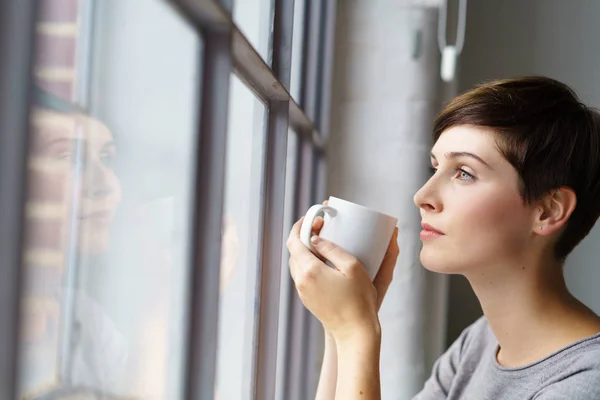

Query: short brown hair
433;76;600;260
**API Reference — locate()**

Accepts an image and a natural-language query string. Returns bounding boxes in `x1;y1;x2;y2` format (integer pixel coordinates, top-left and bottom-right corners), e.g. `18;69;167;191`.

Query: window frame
0;1;38;398
169;1;335;399
2;0;337;398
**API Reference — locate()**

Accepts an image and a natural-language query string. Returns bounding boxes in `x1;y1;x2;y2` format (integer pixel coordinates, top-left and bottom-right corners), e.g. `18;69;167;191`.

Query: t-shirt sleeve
532;370;600;400
411;325;472;400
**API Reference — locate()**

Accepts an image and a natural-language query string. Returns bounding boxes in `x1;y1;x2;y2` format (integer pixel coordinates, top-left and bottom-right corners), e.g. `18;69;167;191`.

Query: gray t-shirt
413;316;600;399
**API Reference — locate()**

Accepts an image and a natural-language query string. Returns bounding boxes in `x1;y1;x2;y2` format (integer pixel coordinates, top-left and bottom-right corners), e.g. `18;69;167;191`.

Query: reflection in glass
17;0;202;399
19;88;126;399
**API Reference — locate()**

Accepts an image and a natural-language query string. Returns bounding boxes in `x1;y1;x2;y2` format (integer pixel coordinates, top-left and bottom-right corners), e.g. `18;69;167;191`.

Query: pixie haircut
433;76;600;261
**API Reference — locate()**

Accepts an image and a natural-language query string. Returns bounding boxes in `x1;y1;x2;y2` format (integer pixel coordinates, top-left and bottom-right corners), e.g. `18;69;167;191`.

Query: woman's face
27;108;122;258
413;125;536;274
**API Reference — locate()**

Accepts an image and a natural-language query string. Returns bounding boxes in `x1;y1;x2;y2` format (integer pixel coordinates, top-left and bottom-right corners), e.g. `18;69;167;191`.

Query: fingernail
310;235;321;244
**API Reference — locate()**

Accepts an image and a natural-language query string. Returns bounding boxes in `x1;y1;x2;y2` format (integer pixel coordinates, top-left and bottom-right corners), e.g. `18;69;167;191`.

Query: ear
534;187;577;236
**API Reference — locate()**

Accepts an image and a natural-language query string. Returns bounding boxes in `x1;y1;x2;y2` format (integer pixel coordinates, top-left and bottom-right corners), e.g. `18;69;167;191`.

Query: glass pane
233;0;274;64
275;130;299;400
33;0;81;102
17;0;202;398
215;74;267;400
290;0;306;101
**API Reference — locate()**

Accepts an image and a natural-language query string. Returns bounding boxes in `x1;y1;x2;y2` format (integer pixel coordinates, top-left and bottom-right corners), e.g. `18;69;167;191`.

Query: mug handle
300;204;338;254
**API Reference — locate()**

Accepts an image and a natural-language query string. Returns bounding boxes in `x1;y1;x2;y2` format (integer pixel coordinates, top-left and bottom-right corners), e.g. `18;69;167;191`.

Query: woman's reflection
28;91;121;255
19;87;127;399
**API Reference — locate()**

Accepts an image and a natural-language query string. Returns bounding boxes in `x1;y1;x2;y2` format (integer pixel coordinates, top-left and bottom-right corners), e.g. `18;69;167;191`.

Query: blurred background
1;0;599;399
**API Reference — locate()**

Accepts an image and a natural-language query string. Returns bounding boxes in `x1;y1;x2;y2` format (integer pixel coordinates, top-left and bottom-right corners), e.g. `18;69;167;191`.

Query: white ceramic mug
300;196;398;280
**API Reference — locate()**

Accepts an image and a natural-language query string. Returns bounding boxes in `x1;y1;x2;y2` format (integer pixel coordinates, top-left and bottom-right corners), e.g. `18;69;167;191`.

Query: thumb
310;235;357;272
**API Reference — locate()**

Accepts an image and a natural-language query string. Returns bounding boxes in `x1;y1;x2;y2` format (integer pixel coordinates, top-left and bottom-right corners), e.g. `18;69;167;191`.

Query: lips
80;211;112;220
421;222;444;235
79;210;113;227
420;222;445;240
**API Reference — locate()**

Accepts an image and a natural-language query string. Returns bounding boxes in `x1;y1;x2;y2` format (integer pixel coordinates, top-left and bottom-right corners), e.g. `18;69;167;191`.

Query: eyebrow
430;151;492;169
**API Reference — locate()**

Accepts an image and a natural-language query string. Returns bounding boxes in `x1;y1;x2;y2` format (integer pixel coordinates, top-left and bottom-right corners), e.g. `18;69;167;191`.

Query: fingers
311;197;328;233
379;227;399;274
375;228;400;276
287;217;325;272
289;256;300;282
373;227;400;308
288;219;329;295
312;216;324;235
309;235;357;275
387;227;400;257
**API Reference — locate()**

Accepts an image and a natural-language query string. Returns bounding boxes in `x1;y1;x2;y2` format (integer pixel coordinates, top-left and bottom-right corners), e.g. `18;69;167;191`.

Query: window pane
290;0;306;101
215;74;267;400
275;129;299;399
33;0;81;102
233;0;274;64
17;0;202;398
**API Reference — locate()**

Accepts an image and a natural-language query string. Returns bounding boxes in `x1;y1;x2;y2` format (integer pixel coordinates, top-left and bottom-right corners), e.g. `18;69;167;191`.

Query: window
275;129;299;399
5;0;335;399
17;0;201;398
233;0;274;64
215;74;267;399
290;0;307;101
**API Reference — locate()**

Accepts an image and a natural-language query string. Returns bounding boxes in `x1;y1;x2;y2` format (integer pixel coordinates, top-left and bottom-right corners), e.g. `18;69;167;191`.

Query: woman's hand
373;225;400;312
286;209;399;342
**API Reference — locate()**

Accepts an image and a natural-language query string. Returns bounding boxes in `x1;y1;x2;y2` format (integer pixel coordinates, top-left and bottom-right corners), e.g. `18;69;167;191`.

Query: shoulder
534;369;600;399
556;331;600;368
534;332;600;398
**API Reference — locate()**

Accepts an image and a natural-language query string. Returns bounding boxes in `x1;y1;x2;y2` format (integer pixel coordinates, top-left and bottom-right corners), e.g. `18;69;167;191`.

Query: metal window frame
286;0;338;398
253;0;296;399
181;29;233;400
0;1;38;399
301;1;337;396
284;138;317;400
282;1;324;395
174;0;333;399
3;0;335;397
168;1;333;399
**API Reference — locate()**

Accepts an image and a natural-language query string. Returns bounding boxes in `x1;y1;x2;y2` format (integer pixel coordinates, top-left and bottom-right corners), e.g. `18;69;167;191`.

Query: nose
413;175;441;213
83;158;116;199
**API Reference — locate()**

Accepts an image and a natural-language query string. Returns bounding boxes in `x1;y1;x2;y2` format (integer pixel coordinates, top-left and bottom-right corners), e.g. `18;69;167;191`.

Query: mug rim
328;196;398;222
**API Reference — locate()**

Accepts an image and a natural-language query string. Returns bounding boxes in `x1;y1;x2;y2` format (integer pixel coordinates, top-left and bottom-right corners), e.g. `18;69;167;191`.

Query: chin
419;245;463;274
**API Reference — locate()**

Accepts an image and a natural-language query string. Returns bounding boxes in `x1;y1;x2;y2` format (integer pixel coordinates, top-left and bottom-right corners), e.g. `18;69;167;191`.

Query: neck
465;254;599;367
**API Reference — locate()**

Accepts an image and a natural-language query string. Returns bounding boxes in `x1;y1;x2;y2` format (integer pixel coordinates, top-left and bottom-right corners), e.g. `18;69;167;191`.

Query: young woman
19;87;126;399
286;76;600;399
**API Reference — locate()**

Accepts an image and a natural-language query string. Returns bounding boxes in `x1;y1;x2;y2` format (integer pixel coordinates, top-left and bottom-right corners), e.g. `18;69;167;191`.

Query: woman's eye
100;153;115;167
455;167;474;181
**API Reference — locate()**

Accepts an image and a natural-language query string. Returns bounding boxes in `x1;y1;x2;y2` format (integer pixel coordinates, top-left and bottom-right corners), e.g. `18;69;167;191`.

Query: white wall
329;1;448;398
446;0;600;344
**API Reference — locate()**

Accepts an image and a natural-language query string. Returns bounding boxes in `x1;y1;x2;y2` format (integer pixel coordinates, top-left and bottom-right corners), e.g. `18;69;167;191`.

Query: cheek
452;191;531;257
471;192;529;234
464;193;519;230
107;172;123;207
111;173;122;197
421;189;530;272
